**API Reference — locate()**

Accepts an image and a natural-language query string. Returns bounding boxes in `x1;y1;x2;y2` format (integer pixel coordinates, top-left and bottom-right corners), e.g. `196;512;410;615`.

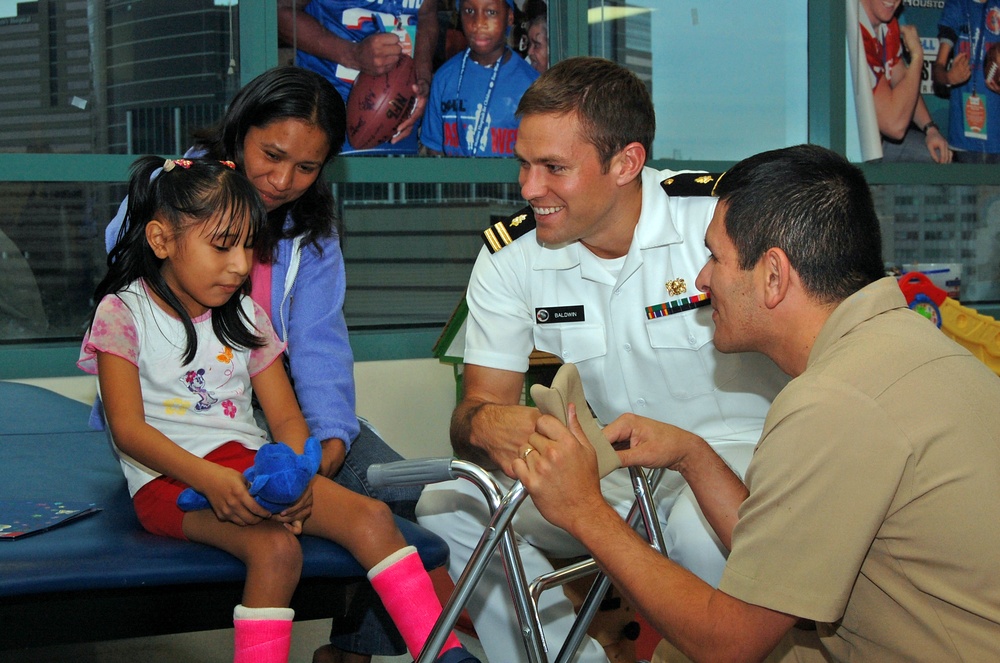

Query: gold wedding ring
522;447;535;460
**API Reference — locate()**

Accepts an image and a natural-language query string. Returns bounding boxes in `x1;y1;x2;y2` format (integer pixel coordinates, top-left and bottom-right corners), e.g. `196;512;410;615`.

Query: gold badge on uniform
510;213;527;227
694;175;714;184
665;278;687;296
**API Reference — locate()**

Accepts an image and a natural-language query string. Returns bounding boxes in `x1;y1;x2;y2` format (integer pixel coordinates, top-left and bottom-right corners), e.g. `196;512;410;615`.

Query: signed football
985;43;1000;92
345;55;418;150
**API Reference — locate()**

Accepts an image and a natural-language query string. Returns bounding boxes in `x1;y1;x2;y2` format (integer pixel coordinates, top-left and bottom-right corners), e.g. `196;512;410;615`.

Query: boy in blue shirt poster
421;0;539;156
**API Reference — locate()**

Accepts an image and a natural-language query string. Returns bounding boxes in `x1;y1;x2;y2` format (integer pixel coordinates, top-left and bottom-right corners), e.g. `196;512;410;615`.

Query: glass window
8;179;996;346
845;2;990;165
2;2;999;354
0;178;523;342
278;0;541;156
339;181;523;328
586;0;808;161
0;181;119;340
0;0;241;155
875;184;1000;303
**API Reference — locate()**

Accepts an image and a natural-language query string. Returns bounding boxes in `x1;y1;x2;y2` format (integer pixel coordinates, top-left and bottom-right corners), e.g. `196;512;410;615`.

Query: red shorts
132;441;256;540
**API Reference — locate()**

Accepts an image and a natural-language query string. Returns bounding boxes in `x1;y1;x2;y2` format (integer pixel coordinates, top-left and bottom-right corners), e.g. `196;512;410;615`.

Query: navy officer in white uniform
416;56;788;663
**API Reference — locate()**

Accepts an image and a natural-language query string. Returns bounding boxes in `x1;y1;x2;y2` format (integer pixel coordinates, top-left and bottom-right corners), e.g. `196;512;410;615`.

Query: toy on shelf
897;272;1000;376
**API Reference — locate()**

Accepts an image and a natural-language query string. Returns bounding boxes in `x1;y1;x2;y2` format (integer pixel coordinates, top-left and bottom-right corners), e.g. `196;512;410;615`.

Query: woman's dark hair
193;66;348;261
94;156;269;364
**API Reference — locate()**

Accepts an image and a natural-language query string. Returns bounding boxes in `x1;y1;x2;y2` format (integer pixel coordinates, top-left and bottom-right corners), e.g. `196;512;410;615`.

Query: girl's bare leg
304;477;465;659
183;509;303;607
301;476;408;568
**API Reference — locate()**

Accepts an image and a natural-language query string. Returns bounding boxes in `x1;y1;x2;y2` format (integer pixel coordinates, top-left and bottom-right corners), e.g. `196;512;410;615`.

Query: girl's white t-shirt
79;279;286;496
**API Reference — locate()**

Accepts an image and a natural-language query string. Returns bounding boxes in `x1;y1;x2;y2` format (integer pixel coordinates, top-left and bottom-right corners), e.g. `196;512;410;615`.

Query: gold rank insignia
665;278;687;296
660;172;726;197
482;205;537;254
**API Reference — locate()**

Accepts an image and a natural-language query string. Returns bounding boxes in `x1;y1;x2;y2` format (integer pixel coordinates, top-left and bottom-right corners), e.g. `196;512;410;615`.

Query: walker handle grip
367;458;455;488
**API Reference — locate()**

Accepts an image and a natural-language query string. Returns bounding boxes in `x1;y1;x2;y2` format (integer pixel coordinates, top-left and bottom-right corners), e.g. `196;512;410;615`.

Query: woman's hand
318;437;347;479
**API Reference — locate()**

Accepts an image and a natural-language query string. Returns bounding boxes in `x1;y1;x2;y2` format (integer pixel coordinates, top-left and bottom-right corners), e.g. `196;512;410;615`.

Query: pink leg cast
369;546;463;659
233;604;294;663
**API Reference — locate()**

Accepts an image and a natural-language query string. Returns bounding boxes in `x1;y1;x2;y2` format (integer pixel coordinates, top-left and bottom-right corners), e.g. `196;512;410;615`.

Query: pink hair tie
163;158;193;172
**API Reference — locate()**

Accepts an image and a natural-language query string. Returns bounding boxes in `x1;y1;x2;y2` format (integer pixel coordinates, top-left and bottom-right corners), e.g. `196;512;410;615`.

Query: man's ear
761;247;792;310
614;141;646;186
145;220;171;260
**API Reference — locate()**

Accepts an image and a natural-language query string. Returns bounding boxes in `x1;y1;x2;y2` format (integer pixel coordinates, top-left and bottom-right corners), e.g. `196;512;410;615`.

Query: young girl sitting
79;157;475;663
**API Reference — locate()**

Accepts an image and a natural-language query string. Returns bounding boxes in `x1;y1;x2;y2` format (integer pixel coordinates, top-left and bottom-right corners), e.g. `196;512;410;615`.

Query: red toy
346;55;418;150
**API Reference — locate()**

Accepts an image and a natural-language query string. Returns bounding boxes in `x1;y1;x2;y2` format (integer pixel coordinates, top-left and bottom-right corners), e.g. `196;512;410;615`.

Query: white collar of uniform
635;166;683;249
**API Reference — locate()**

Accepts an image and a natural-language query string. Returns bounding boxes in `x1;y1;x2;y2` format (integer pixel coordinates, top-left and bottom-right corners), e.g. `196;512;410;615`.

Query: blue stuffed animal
177;437;322;513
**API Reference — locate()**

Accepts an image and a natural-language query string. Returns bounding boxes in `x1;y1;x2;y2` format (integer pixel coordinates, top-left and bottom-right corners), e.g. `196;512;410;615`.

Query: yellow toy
898;272;1000;376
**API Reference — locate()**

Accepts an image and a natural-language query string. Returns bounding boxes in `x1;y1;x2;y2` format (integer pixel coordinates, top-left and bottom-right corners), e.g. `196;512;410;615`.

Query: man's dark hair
516;56;654;169
714;144;885;303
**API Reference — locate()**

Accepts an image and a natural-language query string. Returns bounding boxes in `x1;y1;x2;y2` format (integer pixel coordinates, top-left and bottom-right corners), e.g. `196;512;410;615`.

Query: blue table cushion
0;381;448;598
0;380;97;435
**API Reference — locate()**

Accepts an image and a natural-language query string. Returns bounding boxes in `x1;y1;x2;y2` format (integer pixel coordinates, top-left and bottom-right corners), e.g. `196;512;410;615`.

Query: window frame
2;0;999;379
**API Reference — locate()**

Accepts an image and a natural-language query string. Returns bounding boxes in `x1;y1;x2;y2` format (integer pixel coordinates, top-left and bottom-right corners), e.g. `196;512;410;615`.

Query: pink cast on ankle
233;605;294;663
368;546;462;658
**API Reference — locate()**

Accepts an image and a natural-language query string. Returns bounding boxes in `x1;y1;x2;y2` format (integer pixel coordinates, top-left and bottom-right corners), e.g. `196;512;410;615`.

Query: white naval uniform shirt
464;166;788;446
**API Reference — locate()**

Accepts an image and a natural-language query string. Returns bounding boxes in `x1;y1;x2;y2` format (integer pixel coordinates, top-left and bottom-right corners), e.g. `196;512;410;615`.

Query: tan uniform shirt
721;277;1000;661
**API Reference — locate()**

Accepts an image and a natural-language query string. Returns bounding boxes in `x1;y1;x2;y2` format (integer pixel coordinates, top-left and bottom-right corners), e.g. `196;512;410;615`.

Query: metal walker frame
368;458;667;663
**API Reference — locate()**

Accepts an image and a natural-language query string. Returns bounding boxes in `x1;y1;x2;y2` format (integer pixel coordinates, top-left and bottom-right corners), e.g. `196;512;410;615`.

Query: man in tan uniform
513;144;1000;661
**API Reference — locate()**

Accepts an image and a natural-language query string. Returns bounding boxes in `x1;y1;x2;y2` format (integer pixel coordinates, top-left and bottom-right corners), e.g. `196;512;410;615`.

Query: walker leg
553;467;666;663
417;479;548;663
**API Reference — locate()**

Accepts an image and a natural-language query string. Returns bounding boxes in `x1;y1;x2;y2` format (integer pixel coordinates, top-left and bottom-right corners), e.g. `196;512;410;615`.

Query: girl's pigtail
89;156;167;330
135;159;201;364
91;156;203;363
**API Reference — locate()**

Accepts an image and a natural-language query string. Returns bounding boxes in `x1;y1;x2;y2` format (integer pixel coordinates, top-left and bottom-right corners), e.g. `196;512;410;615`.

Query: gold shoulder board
660;172;725;198
481;206;537;254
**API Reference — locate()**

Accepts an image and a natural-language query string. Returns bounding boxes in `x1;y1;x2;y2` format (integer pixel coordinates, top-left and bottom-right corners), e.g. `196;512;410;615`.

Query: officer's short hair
517;57;654;170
